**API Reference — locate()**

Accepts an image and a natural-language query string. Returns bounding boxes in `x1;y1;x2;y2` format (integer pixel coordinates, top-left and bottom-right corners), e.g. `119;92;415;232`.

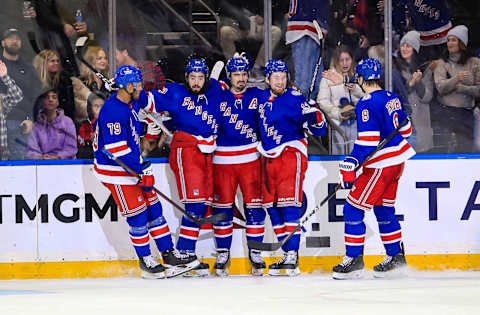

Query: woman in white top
317;45;364;155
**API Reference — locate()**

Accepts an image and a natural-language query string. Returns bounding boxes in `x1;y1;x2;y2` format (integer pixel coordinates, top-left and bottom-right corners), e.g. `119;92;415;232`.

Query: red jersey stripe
214;147;258;156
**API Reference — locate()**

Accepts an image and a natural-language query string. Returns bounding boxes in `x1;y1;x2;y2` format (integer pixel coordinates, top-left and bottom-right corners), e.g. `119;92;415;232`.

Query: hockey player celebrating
138;58;223;277
211;55;266;276
93;65;200;279
257;59;326;276
333;58;415;280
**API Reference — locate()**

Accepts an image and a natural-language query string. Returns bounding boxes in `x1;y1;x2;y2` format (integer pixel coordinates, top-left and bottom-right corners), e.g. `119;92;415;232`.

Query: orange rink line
1;254;479;279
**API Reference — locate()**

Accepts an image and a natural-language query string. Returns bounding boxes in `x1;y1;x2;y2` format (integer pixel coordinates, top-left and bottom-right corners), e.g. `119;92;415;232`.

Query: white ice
1;270;479;315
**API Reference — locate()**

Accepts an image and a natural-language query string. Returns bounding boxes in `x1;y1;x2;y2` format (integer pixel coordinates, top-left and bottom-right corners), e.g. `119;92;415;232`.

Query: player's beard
270;85;286;97
232;81;246;93
186;81;208;95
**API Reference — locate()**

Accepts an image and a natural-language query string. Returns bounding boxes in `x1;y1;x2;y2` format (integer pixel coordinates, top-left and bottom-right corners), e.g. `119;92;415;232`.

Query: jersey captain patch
361;109;369;122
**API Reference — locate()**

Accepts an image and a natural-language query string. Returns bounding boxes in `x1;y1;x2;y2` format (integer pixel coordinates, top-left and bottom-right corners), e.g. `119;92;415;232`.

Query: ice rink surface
1;270;479;315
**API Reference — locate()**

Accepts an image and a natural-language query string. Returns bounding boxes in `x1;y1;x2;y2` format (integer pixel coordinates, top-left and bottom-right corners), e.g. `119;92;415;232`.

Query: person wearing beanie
395;31;434;153
447;25;468;47
400;31;421;54
432;24;480;153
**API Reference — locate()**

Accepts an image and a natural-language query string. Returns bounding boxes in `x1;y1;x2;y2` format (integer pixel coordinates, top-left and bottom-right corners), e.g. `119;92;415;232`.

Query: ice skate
248;249;266;276
182;253;210;277
214;250;230;277
161;249;200;278
268;250;300;277
332;255;364;280
373;253;407;278
139;255;165;279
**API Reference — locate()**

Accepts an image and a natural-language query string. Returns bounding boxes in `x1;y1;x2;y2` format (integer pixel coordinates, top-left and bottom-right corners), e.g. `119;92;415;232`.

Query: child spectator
77;92;104;159
27;88;77;159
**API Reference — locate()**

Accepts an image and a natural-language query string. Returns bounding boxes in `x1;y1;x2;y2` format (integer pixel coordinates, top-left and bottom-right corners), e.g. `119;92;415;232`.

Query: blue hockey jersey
286;0;330;45
394;0;451;46
140;79;222;153
93;93;145;185
214;87;263;165
350;90;416;169
257;88;326;158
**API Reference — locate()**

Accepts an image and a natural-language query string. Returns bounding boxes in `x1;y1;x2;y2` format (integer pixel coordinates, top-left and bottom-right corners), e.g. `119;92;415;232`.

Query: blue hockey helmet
185;58;209;77
355;58;382;81
114;65;143;89
226;56;250;77
264;59;288;78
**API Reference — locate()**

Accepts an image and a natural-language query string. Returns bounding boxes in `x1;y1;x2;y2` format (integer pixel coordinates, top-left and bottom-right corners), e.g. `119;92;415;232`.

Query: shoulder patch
361;109;369;122
291;90;302;96
158;87;168;94
361;94;372;101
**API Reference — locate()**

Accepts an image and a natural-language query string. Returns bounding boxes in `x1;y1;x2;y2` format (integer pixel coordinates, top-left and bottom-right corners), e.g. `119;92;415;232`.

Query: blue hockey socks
343;203;366;258
374;206;402;256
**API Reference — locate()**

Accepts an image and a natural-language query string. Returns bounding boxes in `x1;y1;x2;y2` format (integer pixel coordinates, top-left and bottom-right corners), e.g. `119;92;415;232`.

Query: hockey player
332;58;416;280
257;59;326;276
211;55;266;276
138;58;223;277
93;65;199;279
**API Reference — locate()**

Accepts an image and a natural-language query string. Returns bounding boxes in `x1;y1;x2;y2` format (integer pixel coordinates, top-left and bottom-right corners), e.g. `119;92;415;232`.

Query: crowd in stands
0;0;479;161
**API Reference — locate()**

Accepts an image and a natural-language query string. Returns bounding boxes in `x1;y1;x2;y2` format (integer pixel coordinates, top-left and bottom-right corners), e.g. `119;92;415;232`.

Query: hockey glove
138;161;155;192
339;157;358;189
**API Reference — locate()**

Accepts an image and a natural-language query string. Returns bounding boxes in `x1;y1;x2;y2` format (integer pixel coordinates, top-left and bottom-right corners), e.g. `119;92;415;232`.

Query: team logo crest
291;90;302;96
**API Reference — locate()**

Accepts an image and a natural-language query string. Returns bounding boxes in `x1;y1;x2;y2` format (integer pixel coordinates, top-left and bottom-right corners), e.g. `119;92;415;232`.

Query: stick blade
312;20;323;40
75;36;89;48
197;212;228;224
247;240;282;252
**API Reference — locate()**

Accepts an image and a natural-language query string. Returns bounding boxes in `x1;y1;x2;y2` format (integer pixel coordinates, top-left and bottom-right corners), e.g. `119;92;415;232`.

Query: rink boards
0;156;479;278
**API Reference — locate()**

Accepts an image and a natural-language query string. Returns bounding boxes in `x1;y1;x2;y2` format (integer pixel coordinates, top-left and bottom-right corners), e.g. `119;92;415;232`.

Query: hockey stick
210;61;224;80
101;148;227;225
306;20;324;101
248;118;409;251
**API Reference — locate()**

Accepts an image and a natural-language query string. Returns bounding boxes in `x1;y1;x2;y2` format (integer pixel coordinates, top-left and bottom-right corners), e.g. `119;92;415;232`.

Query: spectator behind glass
1;28;41;160
389;0;452;63
27;88;77;160
79;45;110;98
433;25;480;153
218;0;284;83
33;49;91;125
395;31;434;153
368;44;415;147
287;0;330;98
317;45;364;155
77;92;104;159
32;0;88;76
0;60;23;160
116;41;165;91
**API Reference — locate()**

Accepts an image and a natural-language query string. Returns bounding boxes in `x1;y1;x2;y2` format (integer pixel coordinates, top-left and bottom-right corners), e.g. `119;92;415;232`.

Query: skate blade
268;267;300;277
141;270;165;279
251;268;265;276
332;269;364;280
373;266;407;279
183;268;210;277
215;268;229;277
165;260;201;278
